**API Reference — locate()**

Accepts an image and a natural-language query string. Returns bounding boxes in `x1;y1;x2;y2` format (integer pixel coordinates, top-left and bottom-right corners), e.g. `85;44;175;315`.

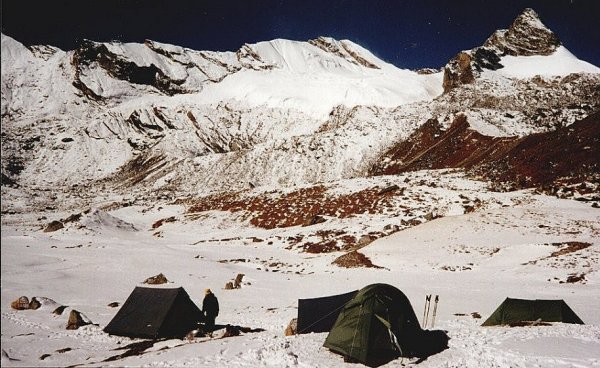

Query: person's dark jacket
203;292;219;318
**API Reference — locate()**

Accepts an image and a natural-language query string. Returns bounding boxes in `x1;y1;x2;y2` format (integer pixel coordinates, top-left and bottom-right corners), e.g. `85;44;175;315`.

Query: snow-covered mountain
2;9;600;367
1;8;599;214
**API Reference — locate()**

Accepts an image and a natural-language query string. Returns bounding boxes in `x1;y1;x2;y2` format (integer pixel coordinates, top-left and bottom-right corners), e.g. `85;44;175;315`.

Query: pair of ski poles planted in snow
422;294;439;328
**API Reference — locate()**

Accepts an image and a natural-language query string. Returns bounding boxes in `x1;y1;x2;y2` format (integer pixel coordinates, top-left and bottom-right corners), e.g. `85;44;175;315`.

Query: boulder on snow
224;281;234;290
44;220;64;232
66;309;92;330
284;318;298;336
302;215;326;227
143;273;169;285
332;251;382;269
378;184;400;195
53;305;68;315
28;297;41;310
234;273;245;288
11;296;30;310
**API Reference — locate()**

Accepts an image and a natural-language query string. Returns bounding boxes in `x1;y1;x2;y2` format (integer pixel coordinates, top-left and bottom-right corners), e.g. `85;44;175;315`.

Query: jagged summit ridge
442;8;595;92
484;8;560;57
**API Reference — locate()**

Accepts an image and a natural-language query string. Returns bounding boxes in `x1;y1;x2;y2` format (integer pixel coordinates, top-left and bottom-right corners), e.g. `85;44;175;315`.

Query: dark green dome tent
323;284;449;367
482;298;584;326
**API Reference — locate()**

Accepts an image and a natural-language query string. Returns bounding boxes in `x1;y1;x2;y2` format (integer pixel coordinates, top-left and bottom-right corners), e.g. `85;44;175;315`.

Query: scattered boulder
143;273;168;285
107;302;120;308
62;213;82;223
222;324;242;338
44;220;64;232
225;273;246;290
66;309;92;330
11;296;30;310
356;234;377;248
233;273;245;288
378;184;400;195
302;215;326;227
332;251;383;269
284;318;298;336
53;305;68;315
383;224;400;233
29;297;41;310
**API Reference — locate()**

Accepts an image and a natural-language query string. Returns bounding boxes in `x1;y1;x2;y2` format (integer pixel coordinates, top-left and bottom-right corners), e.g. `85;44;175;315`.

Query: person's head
205;288;212;295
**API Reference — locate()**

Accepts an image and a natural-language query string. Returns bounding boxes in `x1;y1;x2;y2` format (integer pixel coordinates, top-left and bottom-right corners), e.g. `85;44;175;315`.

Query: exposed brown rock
485;8;560;56
143;273;169;285
332;250;382;268
66;310;91;330
234;274;245;288
302;214;327;227
53;305;68;315
372;112;600;189
11;296;30;310
44;220;64;232
284;318;298;336
29;297;41;310
443;52;475;93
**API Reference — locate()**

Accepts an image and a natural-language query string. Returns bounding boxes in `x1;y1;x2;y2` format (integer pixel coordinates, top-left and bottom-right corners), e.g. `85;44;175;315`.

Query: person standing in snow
202;289;219;331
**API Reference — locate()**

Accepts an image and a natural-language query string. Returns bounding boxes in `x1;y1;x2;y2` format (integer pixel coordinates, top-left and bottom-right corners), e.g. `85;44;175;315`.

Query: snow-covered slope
493;46;600;78
1;180;599;367
196;37;442;117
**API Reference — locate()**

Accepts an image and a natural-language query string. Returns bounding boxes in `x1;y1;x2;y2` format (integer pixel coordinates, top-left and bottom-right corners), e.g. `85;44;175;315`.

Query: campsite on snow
2;4;600;368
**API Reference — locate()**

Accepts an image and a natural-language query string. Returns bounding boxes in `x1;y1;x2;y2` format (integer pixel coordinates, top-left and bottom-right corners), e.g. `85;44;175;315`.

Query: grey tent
482;298;584;326
104;286;203;339
297;290;357;334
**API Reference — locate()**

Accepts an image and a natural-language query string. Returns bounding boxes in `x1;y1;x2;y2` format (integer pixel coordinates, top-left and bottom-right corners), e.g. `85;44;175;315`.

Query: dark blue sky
2;0;599;69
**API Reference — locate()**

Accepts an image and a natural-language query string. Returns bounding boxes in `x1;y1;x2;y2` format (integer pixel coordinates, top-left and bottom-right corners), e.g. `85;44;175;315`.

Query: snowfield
2;173;599;367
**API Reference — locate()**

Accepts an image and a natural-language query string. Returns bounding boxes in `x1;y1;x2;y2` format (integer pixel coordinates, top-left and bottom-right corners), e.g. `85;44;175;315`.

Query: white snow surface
2;173;599;367
186;38;444;119
494;46;600;78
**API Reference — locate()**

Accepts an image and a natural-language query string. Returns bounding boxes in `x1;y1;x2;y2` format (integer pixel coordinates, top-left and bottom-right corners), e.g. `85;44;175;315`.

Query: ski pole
432;295;439;328
423;294;431;328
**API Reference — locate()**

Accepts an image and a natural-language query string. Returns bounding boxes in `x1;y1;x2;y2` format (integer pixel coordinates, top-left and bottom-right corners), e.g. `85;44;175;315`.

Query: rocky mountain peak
484;8;560;56
443;8;562;92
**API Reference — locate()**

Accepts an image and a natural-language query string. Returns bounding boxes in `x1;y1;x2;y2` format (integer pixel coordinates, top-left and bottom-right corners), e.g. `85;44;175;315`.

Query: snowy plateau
2;8;600;368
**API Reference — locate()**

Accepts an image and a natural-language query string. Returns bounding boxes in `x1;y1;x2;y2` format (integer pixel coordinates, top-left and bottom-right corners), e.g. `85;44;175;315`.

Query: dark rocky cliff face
71;40;188;97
